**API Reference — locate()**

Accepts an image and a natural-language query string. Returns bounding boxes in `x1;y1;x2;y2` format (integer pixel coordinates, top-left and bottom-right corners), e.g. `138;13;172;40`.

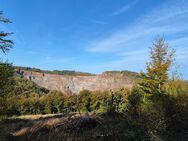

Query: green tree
139;37;175;98
0;11;14;96
0;63;14;96
0;11;13;54
138;37;181;140
127;87;142;118
79;90;92;112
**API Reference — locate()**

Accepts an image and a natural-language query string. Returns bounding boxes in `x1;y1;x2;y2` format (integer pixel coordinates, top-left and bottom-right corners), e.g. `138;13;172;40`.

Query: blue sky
0;0;188;79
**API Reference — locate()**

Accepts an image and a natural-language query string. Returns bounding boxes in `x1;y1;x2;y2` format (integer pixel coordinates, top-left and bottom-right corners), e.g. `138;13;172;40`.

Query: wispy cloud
118;49;148;57
169;37;188;60
87;25;187;53
141;1;188;24
86;0;188;53
83;0;188;76
112;0;138;16
176;48;188;60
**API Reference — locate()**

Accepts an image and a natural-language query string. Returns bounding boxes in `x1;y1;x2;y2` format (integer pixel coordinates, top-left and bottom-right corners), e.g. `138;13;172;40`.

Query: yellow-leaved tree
139;37;175;98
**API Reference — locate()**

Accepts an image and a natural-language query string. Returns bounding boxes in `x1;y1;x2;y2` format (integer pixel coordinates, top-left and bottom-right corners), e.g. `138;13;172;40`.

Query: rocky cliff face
21;70;134;94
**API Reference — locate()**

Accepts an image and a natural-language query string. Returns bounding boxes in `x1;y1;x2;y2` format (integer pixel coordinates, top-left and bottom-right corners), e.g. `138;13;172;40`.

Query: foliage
127;87;143;118
42;91;64;114
0;62;14;96
163;80;188;140
139;37;175;98
0;86;131;116
106;89;130;114
1;75;49;96
77;90;92;113
0;11;13;54
136;37;188;140
104;70;140;80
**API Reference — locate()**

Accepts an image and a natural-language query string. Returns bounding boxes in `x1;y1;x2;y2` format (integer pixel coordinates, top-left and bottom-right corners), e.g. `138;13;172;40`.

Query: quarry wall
22;71;133;94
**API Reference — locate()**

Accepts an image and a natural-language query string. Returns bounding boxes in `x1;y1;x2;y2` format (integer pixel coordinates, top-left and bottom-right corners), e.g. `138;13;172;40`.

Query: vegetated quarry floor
2;112;150;141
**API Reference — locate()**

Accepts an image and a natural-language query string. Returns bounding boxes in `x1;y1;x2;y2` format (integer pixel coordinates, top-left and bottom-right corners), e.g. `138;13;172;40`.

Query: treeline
104;70;140;79
14;66;140;78
0;88;130;116
14;66;95;76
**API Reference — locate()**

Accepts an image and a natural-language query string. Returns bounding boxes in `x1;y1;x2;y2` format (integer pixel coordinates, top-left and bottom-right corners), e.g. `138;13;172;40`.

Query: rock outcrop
20;70;135;94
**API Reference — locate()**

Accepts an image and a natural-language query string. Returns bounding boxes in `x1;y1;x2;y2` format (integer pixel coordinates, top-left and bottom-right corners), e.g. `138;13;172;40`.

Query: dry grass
2;112;154;141
17;114;59;120
3;113;102;141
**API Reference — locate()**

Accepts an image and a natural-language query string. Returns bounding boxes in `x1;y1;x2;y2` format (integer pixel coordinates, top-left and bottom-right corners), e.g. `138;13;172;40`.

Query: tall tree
0;11;13;54
0;11;14;96
139;37;175;97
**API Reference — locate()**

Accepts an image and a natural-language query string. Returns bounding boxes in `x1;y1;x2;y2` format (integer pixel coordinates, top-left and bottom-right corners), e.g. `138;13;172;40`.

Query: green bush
0;62;14;97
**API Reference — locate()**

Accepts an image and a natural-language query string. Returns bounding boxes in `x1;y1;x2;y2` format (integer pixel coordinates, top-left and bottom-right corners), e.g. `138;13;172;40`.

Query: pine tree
0;11;13;54
0;11;14;96
139;37;175;98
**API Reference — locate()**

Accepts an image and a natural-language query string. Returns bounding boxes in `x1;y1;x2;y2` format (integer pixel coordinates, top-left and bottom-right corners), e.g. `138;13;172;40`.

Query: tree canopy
0;11;13;54
0;11;14;96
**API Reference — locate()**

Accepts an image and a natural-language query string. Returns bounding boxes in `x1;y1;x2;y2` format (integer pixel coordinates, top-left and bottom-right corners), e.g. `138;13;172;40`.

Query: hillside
15;67;139;94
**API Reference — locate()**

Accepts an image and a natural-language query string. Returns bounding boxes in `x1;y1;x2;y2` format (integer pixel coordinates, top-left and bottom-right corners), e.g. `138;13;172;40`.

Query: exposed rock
21;70;135;94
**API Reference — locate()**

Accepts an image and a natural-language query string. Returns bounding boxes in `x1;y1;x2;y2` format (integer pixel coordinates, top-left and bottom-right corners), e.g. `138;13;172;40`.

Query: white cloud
86;0;188;53
118;49;148;57
87;25;188;53
141;1;188;24
81;52;148;73
83;0;188;77
111;0;138;16
170;36;188;48
112;5;130;16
